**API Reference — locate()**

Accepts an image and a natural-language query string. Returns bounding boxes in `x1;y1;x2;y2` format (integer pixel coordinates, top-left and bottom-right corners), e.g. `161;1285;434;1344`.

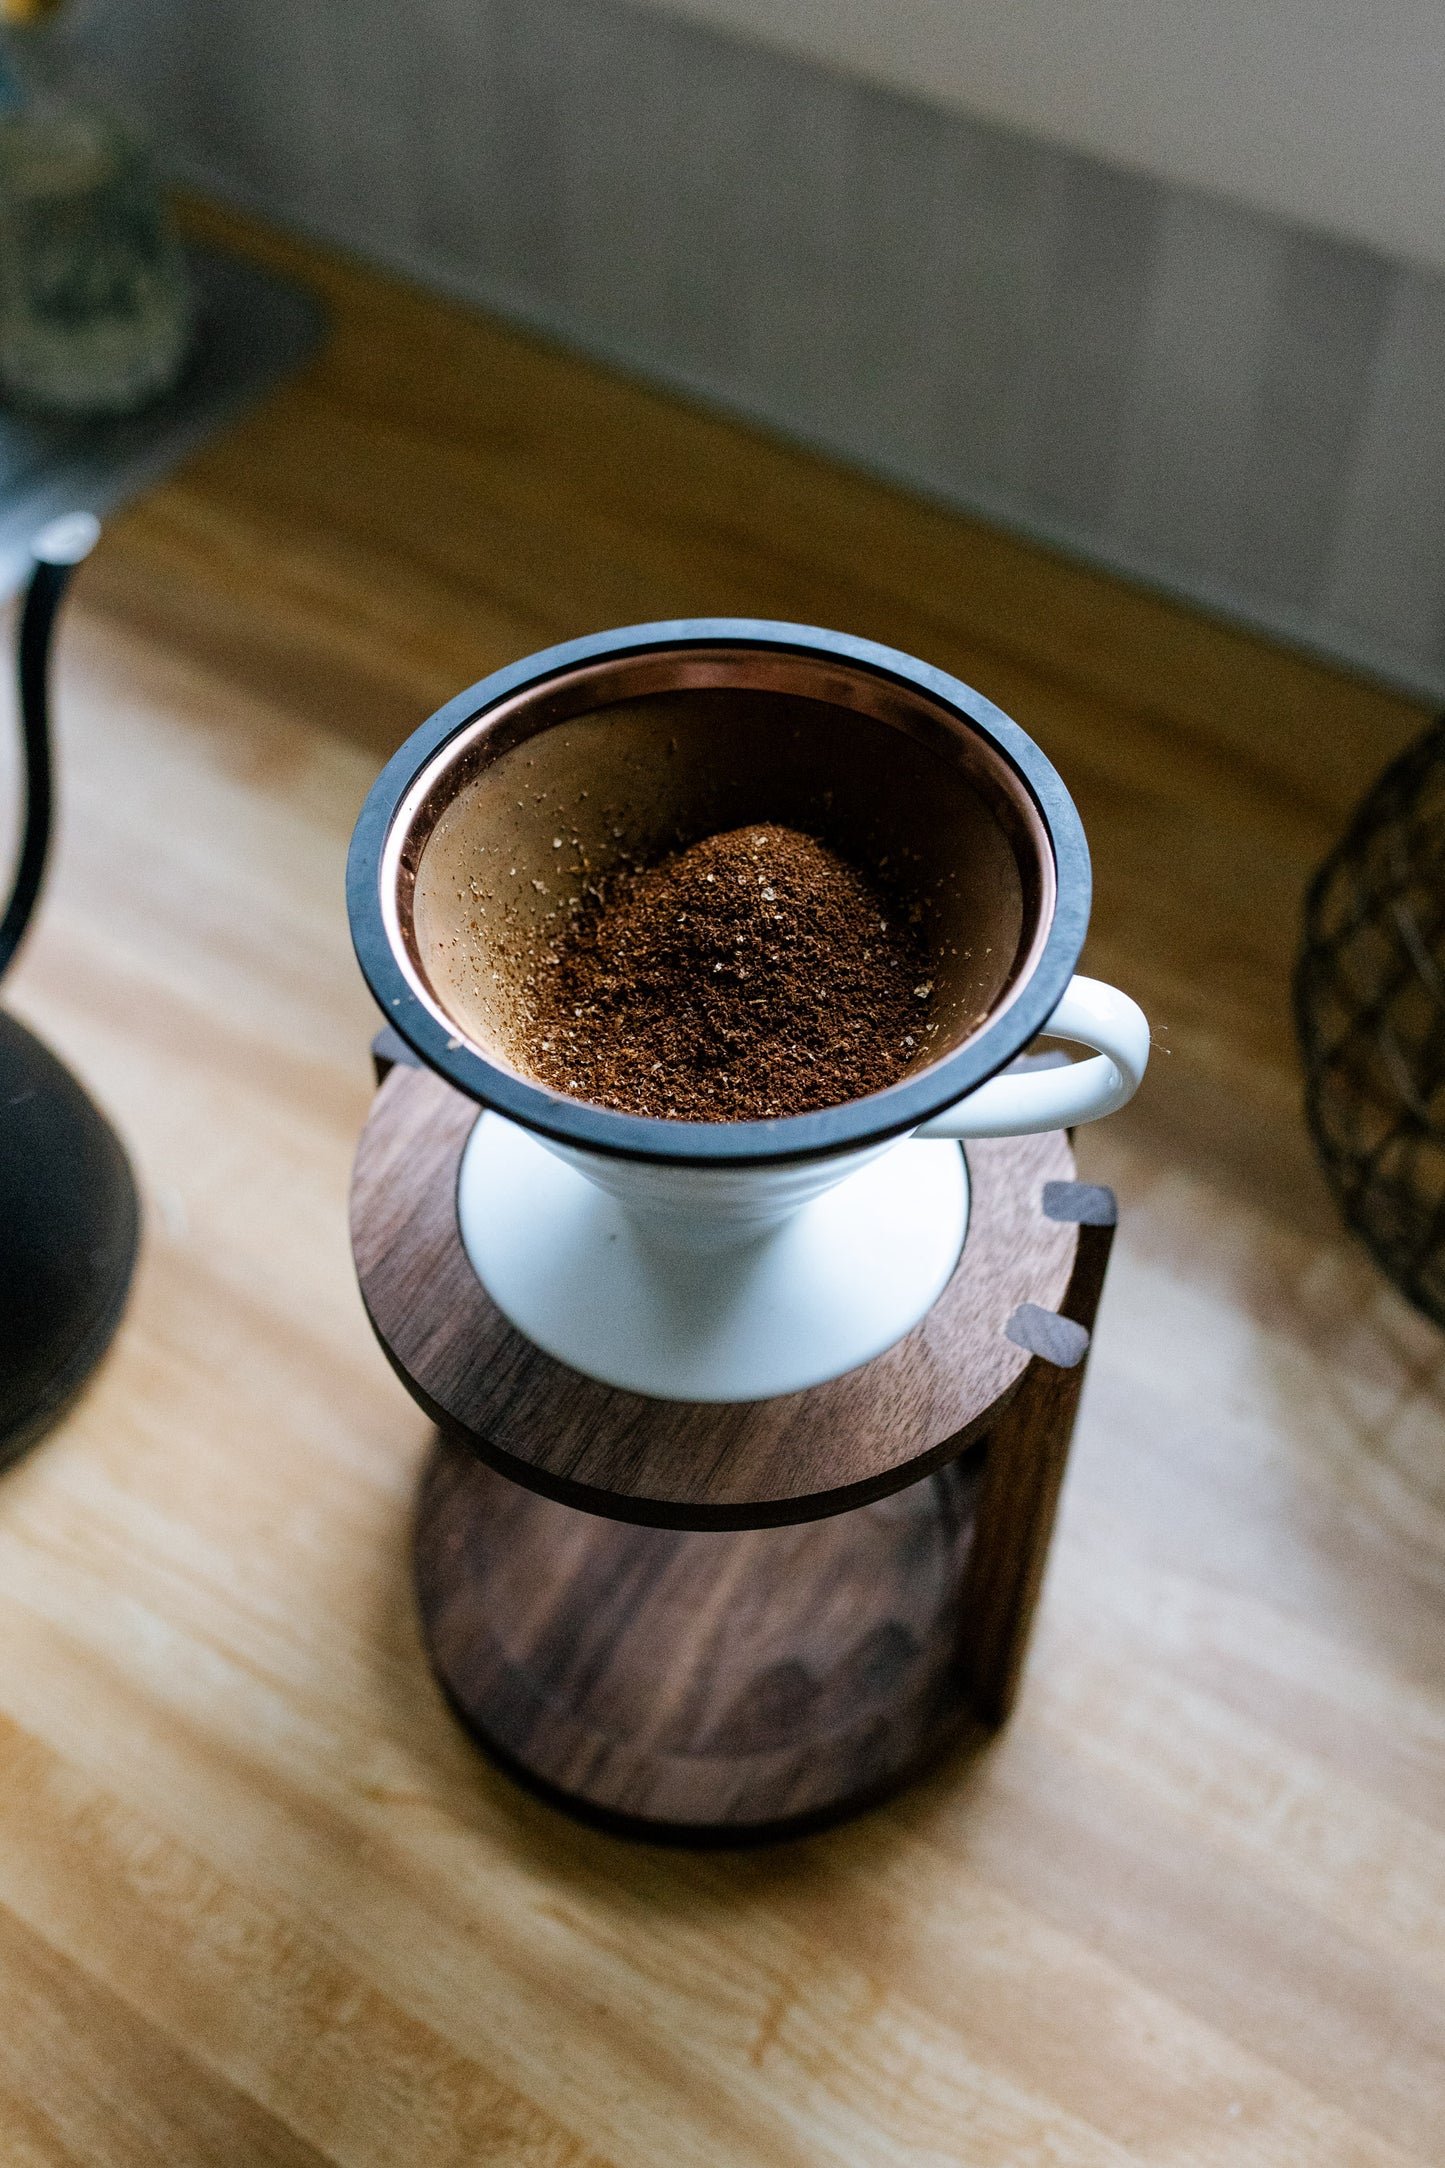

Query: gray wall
639;0;1445;276
95;0;1445;699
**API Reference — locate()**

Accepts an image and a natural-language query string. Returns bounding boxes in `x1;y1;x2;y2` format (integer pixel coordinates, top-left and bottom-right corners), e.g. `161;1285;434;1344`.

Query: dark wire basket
1295;716;1445;1327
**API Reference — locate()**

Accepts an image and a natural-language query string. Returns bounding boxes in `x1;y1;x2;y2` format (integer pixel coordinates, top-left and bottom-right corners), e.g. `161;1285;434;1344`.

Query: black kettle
0;515;138;1466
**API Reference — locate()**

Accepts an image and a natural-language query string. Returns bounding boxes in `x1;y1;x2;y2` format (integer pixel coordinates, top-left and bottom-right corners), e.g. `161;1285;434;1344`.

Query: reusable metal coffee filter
352;620;1091;1166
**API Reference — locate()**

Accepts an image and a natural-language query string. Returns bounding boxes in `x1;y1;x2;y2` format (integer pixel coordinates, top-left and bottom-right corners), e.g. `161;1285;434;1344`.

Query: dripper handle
915;975;1150;1139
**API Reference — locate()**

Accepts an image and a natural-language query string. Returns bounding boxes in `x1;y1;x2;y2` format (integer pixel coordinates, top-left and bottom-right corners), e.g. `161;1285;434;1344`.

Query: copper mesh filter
384;645;1055;1103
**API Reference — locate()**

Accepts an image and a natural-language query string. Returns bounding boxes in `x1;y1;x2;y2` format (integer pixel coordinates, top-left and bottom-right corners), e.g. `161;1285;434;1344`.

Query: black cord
0;517;99;985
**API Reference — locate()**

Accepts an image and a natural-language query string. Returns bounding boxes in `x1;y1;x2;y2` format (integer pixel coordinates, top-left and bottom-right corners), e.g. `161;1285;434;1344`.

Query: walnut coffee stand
352;1036;1115;1843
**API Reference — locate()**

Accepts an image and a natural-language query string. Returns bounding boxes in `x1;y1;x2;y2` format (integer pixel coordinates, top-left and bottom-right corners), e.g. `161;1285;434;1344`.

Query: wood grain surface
406;1174;1109;1837
960;1210;1117;1727
415;1442;984;1839
387;1089;1107;1836
351;1060;1080;1525
0;196;1441;2164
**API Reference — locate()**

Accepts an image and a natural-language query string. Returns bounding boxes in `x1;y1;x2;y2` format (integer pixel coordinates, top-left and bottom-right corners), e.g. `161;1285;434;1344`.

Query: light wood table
0;201;1440;2166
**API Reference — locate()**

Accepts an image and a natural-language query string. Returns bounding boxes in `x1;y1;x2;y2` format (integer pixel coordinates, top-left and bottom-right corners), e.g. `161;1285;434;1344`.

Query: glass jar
0;19;191;417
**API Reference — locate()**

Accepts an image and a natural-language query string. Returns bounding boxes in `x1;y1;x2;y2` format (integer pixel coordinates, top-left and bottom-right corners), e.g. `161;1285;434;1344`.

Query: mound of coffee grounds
523;822;934;1120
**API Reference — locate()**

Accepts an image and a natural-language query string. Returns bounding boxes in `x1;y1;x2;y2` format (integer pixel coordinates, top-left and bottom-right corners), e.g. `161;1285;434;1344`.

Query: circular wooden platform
351;1062;1082;1529
414;1433;983;1841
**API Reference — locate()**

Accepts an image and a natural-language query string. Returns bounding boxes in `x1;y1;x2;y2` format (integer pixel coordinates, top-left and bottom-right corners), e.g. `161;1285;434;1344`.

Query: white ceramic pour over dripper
350;621;1149;1403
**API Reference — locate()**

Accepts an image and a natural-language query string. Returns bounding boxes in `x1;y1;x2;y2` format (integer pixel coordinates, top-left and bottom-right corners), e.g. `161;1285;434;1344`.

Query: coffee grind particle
523;822;933;1120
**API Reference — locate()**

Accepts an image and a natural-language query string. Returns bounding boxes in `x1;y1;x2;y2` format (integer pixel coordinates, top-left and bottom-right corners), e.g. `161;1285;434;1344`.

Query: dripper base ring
457;1113;970;1402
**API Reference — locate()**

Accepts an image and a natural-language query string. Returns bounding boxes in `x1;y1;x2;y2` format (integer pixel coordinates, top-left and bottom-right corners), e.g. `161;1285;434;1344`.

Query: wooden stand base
354;1042;1116;1843
415;1437;981;1841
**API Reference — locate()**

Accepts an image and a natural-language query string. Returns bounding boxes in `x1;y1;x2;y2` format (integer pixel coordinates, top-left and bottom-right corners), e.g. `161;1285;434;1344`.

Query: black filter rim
346;618;1092;1167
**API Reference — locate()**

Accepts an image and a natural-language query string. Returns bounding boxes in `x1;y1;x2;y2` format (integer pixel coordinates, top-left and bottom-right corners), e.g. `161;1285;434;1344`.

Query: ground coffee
523;822;934;1120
